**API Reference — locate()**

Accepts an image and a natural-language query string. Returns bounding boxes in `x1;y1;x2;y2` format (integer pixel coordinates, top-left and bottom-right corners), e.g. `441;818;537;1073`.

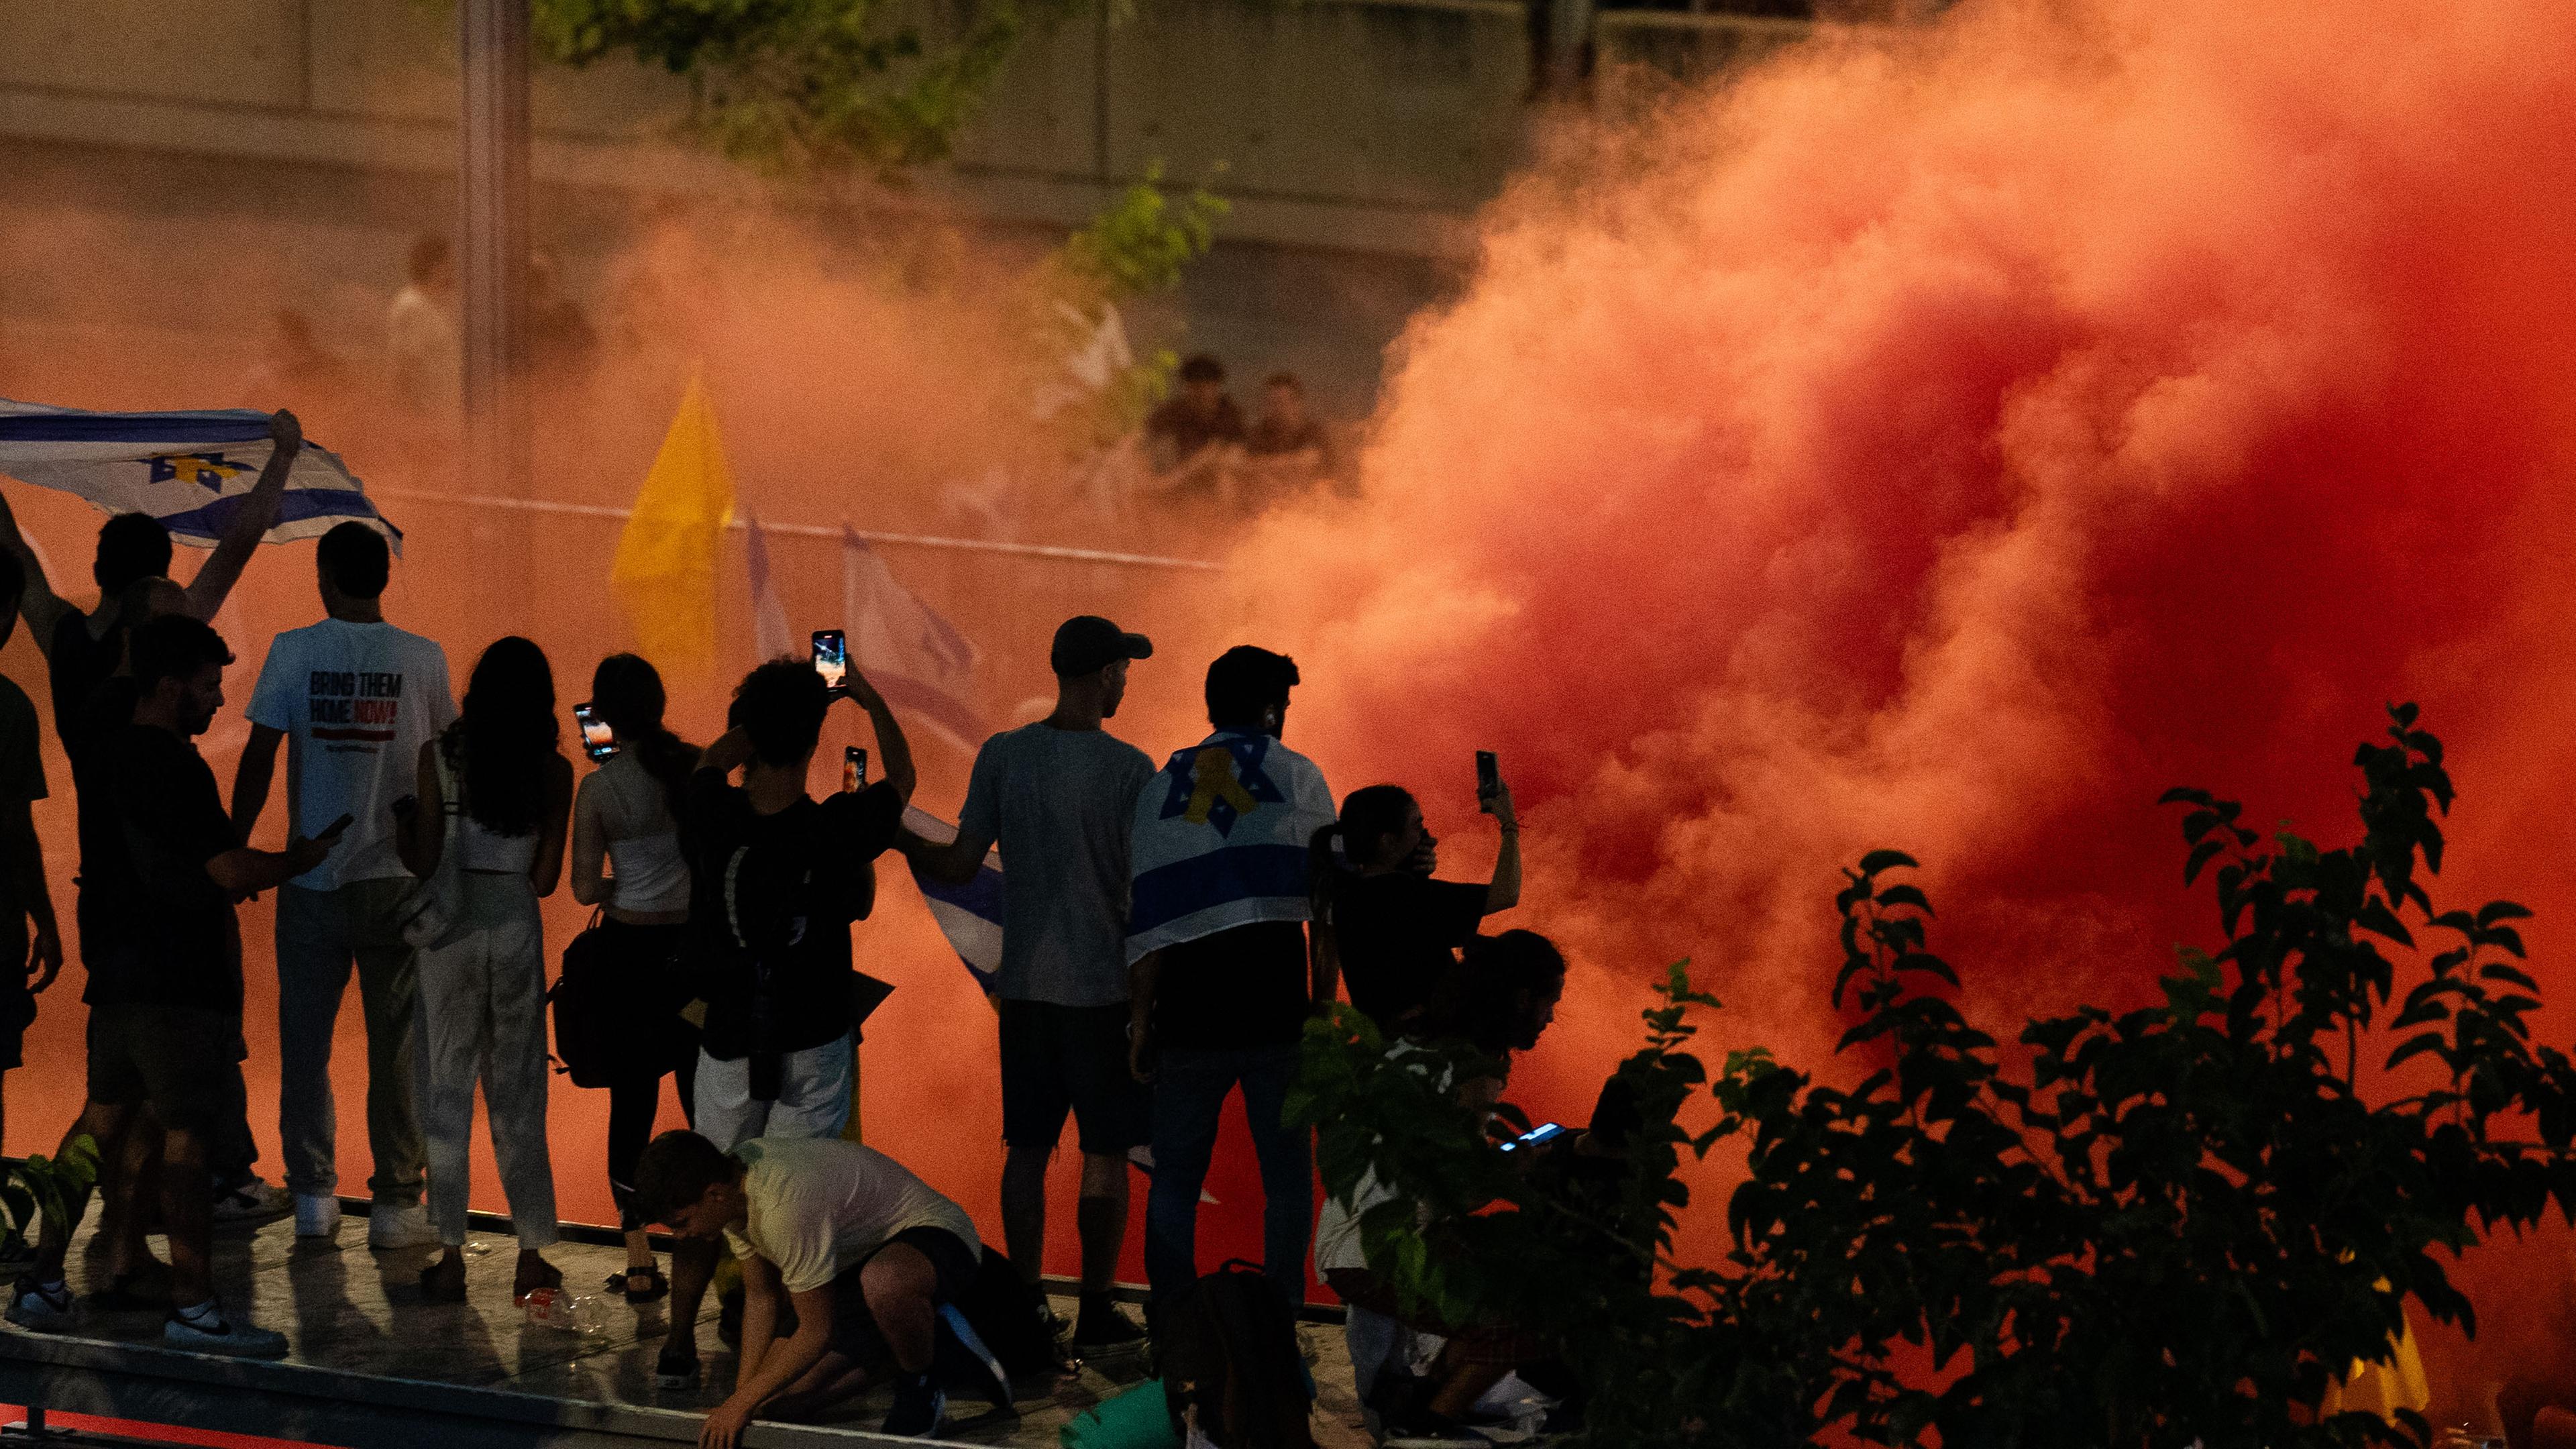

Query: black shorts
85;1002;237;1134
997;999;1148;1154
825;1226;980;1367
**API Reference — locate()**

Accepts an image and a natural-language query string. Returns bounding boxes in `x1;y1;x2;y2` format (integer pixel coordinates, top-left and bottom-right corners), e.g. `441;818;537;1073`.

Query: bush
1294;704;2576;1446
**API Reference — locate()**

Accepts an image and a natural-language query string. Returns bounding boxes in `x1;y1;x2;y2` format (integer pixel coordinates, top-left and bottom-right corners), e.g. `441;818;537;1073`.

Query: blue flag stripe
0;413;274;444
1128;843;1311;936
153;488;400;543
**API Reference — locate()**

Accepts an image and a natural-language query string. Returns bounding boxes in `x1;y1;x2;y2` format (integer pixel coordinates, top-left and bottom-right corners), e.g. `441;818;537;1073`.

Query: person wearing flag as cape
1124;645;1337;1313
897;615;1159;1351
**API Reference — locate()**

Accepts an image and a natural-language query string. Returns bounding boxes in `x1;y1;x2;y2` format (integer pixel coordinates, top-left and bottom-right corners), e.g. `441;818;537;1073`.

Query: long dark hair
1306;784;1418;924
592;653;698;825
444;635;558;837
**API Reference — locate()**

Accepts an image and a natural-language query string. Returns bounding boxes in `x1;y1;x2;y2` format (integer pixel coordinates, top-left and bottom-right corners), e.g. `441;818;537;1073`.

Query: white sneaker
293;1194;342;1238
212;1177;292;1224
366;1203;441;1250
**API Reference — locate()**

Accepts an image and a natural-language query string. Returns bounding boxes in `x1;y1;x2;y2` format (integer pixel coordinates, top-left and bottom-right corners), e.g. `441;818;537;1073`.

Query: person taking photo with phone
393;636;574;1307
1308;761;1521;1034
7;614;343;1357
232;521;453;1250
655;657;916;1389
567;652;704;1303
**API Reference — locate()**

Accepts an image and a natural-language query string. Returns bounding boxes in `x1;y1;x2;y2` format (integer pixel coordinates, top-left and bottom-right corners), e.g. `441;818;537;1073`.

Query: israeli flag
843;528;986;752
902;806;1002;991
0;400;400;550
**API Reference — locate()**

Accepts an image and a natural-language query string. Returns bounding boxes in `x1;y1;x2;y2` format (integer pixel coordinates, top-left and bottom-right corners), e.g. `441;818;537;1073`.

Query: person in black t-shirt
0;412;305;1225
1311;769;1522;1034
656;656;916;1389
5;615;341;1357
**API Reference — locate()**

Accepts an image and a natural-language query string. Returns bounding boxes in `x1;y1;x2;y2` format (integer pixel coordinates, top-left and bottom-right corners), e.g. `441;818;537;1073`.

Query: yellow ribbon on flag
610;372;735;676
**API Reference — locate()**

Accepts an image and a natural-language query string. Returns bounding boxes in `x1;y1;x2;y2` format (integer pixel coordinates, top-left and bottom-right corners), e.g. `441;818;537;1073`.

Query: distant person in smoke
567;652;703;1303
1309;773;1521;1034
0;551;58;1171
386;233;460;418
528;250;601;384
897;614;1159;1351
392;636;572;1305
5;614;342;1358
0;413;304;1227
1241;372;1341;509
637;1130;1002;1443
232;521;452;1252
241;309;352;412
1144;354;1248;508
1126;646;1337;1311
656;657;916;1388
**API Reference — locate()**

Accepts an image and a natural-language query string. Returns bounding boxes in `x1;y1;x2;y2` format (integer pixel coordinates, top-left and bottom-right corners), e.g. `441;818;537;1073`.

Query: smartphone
1475;749;1500;797
1498;1122;1566;1154
574;702;616;762
843;745;868;793
319;812;355;839
812;630;848;691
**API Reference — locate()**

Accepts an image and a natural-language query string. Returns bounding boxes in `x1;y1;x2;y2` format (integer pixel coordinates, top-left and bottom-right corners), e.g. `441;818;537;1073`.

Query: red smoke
1192;0;2576;1417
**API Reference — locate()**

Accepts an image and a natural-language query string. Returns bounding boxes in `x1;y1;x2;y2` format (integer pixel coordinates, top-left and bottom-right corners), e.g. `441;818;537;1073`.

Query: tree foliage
1297;704;2576;1447
536;0;1067;172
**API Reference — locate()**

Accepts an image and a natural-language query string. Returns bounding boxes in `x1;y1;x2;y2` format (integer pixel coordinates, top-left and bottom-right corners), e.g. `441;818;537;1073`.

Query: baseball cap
1051;616;1154;678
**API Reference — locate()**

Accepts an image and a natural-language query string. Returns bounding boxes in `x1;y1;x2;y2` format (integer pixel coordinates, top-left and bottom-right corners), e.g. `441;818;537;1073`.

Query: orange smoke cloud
1187;0;2576;1410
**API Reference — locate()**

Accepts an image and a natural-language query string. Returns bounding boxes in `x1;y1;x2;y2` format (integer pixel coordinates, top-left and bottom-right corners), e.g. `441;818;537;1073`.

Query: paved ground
24;1206;1371;1447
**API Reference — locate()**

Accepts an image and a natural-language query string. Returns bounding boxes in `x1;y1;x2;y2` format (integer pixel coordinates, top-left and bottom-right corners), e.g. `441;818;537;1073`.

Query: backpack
549;912;690;1089
1155;1261;1314;1449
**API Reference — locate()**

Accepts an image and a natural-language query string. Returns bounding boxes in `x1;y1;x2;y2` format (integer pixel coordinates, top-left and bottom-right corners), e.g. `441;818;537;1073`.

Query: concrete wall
0;0;1555;256
0;0;1809;411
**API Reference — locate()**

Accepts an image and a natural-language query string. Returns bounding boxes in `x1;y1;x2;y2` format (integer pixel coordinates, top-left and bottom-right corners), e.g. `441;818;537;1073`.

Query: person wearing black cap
897;615;1159;1349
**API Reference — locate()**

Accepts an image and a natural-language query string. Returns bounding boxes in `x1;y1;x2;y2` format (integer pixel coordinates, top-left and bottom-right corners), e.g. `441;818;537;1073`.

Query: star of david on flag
1156;735;1285;838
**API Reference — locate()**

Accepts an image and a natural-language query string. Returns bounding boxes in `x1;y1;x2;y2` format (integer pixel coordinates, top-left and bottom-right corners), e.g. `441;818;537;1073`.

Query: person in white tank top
567;652;702;1309
392;636;573;1307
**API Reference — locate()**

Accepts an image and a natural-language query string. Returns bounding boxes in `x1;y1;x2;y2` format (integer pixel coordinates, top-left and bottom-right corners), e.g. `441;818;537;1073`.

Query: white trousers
414;872;559;1248
693;1032;854;1150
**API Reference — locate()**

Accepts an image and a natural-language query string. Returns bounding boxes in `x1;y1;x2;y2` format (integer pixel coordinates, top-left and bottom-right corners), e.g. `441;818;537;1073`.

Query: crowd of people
0;407;1573;1446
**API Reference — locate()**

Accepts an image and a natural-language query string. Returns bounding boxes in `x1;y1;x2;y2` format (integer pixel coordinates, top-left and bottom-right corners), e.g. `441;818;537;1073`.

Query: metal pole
459;0;532;589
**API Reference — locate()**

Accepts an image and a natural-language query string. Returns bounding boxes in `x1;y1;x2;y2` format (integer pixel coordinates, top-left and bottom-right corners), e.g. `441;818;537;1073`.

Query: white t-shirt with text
724;1136;980;1295
246;617;457;890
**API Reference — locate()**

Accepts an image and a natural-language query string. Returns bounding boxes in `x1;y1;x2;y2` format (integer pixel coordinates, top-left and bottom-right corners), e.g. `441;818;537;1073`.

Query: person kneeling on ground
636;1130;1002;1444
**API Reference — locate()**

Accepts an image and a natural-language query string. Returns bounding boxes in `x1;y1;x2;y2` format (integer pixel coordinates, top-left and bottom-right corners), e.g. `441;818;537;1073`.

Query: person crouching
635;1130;1000;1444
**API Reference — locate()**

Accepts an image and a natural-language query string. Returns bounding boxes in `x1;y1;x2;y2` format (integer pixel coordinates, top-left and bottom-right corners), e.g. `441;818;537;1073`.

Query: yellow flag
610;373;735;675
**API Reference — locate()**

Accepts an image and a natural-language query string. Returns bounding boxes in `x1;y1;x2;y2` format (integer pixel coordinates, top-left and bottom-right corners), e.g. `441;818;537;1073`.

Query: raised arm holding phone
1309;753;1523;1033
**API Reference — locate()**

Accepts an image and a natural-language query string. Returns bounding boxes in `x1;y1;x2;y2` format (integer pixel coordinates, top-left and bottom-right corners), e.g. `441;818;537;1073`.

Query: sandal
607;1263;669;1303
419;1256;468;1305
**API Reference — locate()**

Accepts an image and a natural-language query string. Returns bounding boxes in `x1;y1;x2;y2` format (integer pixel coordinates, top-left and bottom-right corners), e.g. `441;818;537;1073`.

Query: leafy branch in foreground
1299;704;2576;1447
537;0;1068;173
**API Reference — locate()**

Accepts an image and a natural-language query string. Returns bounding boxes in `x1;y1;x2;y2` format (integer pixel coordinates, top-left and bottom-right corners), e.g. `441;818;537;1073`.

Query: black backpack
550;914;633;1089
1156;1260;1315;1449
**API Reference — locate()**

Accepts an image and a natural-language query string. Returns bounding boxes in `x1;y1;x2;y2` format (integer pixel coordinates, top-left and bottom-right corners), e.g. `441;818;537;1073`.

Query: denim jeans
276;878;425;1203
1145;1043;1311;1305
